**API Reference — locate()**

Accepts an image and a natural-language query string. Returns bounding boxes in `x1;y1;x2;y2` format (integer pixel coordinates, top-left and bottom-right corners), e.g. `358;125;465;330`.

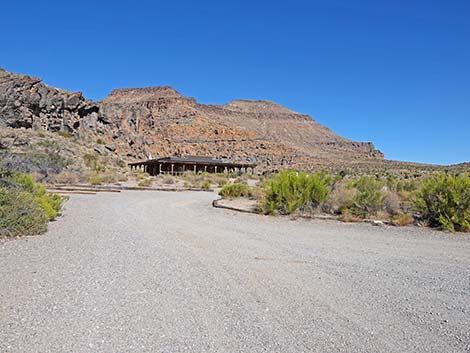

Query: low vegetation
138;178;153;187
414;173;470;232
0;171;64;237
219;183;252;198
218;169;470;233
260;170;331;215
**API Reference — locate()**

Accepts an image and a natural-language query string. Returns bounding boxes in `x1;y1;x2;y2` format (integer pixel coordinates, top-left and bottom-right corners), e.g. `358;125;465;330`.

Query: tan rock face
0;68;384;171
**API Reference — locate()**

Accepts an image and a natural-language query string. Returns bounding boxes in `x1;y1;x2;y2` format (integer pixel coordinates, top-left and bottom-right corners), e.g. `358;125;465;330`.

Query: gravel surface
1;191;469;353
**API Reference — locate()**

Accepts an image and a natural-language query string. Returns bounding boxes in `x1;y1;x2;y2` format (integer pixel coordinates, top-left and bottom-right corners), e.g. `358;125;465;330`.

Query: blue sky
1;0;469;165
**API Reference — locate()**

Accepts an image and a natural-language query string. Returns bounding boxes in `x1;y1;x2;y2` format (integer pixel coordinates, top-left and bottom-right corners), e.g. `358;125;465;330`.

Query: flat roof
129;155;256;168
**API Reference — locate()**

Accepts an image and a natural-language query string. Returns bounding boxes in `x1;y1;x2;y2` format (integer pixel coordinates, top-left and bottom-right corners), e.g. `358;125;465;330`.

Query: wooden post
193;165;196;173
204;166;207;173
159;163;162;175
171;164;174;175
214;166;218;174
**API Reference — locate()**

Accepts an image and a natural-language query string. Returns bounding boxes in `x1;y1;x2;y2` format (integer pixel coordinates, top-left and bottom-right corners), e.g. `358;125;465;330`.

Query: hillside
0;68;467;176
0;68;384;170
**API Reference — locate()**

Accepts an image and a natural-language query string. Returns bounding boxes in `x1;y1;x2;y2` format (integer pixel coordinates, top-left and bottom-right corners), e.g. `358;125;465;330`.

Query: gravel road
1;191;469;352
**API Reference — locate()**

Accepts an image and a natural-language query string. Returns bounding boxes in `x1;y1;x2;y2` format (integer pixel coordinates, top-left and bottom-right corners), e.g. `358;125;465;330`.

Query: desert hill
0;68;382;170
0;68;467;176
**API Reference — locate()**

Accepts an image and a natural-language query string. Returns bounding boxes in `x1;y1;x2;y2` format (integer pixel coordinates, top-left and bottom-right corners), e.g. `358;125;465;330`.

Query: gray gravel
1;191;469;353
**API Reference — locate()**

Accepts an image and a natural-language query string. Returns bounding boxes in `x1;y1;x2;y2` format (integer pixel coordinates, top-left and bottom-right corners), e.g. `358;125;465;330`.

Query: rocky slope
4;67;458;175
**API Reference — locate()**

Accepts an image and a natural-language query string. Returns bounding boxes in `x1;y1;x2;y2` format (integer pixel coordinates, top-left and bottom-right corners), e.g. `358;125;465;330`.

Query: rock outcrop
0;68;105;133
0;68;384;171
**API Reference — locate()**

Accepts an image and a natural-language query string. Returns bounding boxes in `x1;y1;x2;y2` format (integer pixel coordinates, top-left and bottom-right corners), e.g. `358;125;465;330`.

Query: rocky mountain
1;68;385;172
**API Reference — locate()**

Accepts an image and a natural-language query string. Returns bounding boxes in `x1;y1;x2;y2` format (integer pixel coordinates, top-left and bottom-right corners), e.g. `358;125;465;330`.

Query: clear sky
1;0;469;165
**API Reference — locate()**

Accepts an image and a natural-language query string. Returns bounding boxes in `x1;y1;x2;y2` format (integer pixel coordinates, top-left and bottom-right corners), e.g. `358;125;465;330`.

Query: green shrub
84;154;105;172
260;170;331;215
414;173;470;232
88;174;103;185
38;139;60;148
201;180;211;190
219;183;252;198
0;171;64;236
7;173;63;220
116;159;127;168
348;176;385;218
87;172;118;186
0;188;48;236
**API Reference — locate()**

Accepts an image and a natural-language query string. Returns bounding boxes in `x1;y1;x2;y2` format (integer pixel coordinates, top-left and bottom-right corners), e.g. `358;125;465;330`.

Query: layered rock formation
0;68;384;171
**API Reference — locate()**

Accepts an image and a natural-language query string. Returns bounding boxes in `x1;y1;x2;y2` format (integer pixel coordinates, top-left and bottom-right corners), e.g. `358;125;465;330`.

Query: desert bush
0;171;64;236
219;183;252;198
7;173;63;220
396;180;419;192
84;154;105;172
87;171;118;185
88;174;103;185
348;176;385;218
216;176;228;187
181;171;197;184
324;182;356;214
37;139;60;148
234;174;249;185
135;173;146;181
391;212;414;226
162;175;175;184
414;173;470;232
201;180;211;190
116;159;127;168
0;150;70;176
260;170;331;215
117;173;128;182
55;130;72;139
340;208;361;223
0;188;48;236
53;171;81;184
382;190;402;215
138;178;153;187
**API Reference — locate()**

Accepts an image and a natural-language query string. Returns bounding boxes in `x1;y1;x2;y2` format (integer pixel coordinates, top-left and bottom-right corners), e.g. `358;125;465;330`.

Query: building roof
159;155;218;163
128;155;256;168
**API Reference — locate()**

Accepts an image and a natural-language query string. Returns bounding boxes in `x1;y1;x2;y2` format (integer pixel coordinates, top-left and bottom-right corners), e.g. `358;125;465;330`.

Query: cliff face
0;68;384;171
0;68;105;133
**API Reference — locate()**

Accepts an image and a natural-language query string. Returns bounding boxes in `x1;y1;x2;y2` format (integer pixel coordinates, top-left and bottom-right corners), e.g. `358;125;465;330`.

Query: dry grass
87;171;119;185
138;178;153;187
340;209;361;223
162;175;175;184
53;171;81;185
391;213;414;226
325;182;356;214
